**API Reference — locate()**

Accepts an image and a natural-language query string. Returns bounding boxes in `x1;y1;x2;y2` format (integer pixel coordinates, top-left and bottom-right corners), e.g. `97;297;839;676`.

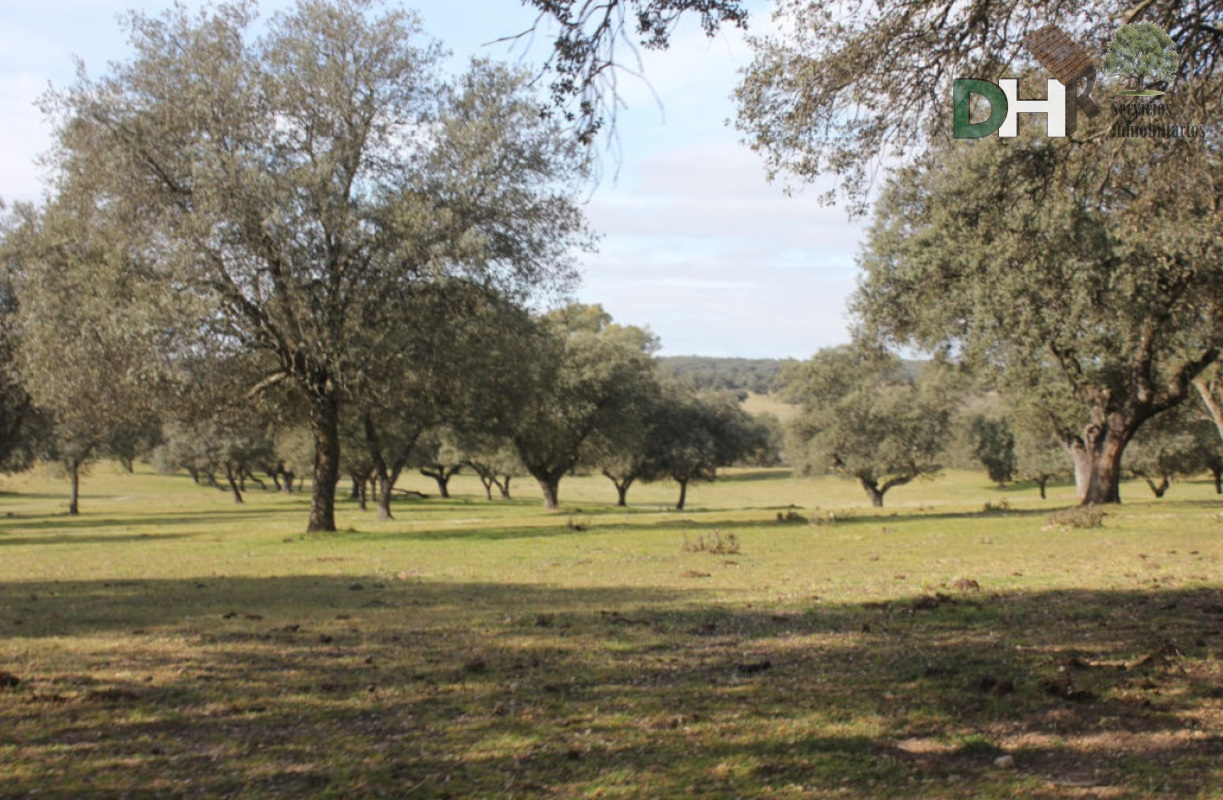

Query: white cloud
576;141;864;358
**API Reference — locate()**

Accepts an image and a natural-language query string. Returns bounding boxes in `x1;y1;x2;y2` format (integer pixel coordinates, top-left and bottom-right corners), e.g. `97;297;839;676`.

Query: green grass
3;464;1223;798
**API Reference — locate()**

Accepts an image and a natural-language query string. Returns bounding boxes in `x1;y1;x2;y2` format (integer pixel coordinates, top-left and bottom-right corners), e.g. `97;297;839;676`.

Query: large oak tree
853;131;1223;504
42;0;590;531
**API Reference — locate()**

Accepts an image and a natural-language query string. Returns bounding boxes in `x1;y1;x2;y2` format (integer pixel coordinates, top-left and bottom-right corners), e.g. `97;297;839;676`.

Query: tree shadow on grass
0;506;295;537
3;578;1223;796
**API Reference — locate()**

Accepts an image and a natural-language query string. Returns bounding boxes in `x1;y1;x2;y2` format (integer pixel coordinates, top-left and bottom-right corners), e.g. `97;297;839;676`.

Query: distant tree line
658;357;791;396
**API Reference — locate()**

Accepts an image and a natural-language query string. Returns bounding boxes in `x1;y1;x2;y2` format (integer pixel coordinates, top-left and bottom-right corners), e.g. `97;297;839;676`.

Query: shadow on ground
3;577;1223;798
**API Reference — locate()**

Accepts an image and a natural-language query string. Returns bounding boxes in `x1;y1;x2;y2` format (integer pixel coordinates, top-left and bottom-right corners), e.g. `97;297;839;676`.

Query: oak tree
44;0;590;531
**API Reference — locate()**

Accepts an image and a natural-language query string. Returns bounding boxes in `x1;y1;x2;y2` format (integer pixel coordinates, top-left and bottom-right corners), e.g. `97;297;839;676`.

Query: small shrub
683;530;741;555
776;508;808;524
809;508;846;527
982;499;1011;514
1047;506;1106;529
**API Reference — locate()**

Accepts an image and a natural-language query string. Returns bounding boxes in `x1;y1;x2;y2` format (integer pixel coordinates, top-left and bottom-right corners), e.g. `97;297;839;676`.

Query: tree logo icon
1103;22;1178;96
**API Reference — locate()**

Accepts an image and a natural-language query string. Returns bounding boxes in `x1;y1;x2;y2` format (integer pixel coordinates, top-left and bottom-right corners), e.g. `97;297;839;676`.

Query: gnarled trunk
1143;475;1170;498
1065;424;1128;505
861;479;885;508
603;470;634;507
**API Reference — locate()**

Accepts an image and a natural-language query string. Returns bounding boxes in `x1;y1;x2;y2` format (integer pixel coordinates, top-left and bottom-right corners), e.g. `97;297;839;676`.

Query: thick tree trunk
350;477;361;500
675;478;689;511
1067;426;1127;505
861;479;885;508
224;463;245;504
307;395;342;533
538;476;561;511
1213;468;1223;495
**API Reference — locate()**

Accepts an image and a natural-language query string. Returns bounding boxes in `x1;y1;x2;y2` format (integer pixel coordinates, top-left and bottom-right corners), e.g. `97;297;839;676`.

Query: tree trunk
500;476;512;499
375;472;399;521
1143;475;1170;498
282;470;296;494
307;395;342;533
675;478;689;511
479;474;494;501
603;470;633;507
350;477;361;500
1037;475;1049;500
538;476;560;511
427;469;453;498
1067;426;1127;505
224;463;245;504
68;459;82;516
861;479;885;507
1213;467;1222;495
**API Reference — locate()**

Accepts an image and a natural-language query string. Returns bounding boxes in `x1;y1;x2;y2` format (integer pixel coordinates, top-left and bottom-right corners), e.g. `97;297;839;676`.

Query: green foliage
1104;22;1179;91
658;356;787;395
969;415;1016;486
734;0;1221;213
40;0;592;531
853;129;1223;504
781;346;957;506
512;304;659;510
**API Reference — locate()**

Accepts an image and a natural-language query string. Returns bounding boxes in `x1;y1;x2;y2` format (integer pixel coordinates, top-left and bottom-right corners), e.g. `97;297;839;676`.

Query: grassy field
3;464;1223;798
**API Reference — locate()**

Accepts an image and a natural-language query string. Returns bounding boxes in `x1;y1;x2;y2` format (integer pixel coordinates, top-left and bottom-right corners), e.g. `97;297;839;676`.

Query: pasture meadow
2;464;1223;798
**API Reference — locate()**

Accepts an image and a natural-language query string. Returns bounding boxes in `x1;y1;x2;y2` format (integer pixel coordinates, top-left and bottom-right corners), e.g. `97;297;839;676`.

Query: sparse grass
2;465;1223;797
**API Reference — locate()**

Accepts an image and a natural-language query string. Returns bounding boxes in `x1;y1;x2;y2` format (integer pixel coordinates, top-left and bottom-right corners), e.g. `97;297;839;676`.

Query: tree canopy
780;346;957;507
517;0;749;142
735;0;1223;214
852;129;1223;504
38;0;592;530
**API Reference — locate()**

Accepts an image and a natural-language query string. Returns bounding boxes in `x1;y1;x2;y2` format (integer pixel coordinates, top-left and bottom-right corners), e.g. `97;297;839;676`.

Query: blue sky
0;0;864;358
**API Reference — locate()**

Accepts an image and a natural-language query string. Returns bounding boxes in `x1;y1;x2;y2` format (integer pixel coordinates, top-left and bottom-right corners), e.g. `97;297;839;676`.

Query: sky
0;0;865;359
